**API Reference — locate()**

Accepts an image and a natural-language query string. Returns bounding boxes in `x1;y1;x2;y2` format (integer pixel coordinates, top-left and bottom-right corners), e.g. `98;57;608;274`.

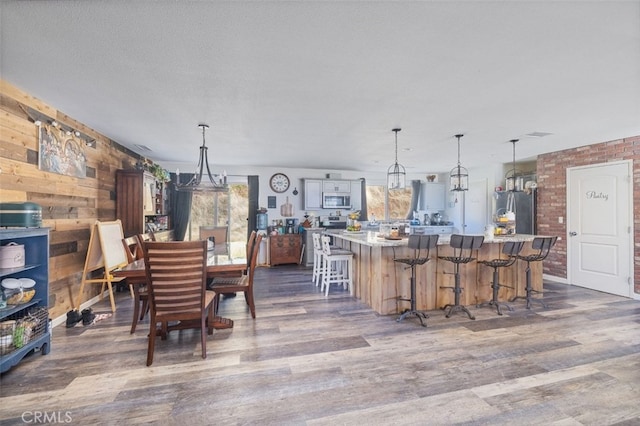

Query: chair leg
396;266;429;327
441;266;475;320
247;290;256;319
146;318;156;366
131;294;141;334
207;303;214;335
140;298;149;320
200;316;207;359
510;262;548;309
477;268;513;315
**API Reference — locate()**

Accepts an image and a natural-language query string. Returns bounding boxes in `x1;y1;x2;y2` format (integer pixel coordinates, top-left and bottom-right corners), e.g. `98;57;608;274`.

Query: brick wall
537;135;640;293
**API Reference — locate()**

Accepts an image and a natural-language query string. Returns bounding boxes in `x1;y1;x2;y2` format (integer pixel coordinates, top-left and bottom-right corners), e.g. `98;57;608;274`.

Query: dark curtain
169;172;193;241
247;175;259;239
406;179;422;219
359;178;368;221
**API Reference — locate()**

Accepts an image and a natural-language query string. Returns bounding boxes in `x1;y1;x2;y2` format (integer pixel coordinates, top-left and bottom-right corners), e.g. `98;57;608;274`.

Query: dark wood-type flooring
1;266;639;425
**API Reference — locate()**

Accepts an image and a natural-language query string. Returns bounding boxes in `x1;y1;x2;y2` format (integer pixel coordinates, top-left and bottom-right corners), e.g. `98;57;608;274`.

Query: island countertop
329;230;541;246
327;230;546;316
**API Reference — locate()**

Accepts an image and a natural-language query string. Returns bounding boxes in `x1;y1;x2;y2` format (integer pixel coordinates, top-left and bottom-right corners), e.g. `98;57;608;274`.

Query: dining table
113;245;247;331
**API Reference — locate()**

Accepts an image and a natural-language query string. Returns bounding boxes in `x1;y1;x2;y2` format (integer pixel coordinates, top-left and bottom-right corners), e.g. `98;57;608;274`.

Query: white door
567;161;632;297
464;178;488;234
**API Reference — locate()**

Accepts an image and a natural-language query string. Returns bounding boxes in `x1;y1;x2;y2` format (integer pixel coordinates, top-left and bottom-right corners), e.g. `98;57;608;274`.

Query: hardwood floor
1;266;639;425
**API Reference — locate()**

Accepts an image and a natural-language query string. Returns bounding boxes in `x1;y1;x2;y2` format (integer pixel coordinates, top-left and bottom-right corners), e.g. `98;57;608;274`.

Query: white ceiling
2;1;639;176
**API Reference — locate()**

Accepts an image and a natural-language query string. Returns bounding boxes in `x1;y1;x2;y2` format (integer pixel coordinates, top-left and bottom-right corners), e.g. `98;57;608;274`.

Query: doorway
567;160;633;297
188;182;248;245
464;178;488;234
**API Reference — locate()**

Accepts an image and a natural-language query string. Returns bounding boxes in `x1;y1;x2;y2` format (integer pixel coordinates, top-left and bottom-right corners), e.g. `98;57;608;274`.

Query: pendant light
176;123;229;193
449;134;469;191
387;128;406;190
505;139;521;192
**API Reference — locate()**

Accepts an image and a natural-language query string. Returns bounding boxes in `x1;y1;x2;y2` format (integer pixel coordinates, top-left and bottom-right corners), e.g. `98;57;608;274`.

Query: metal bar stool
510;236;557;309
320;235;354;296
395;234;439;327
438;234;484;320
477;240;524;315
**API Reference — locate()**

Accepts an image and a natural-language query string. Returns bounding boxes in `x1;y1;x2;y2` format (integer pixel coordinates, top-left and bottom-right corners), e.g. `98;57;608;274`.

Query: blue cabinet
0;228;50;374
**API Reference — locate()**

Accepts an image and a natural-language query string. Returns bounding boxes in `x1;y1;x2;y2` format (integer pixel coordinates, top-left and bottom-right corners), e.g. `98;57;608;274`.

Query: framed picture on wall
268;196;276;209
38;124;87;178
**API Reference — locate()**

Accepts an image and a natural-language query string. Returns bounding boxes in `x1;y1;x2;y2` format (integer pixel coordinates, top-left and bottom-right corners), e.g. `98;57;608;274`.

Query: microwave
322;193;352;209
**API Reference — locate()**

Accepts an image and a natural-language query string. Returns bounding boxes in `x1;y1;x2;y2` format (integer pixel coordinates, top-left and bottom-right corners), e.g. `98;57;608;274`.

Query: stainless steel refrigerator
495;189;537;235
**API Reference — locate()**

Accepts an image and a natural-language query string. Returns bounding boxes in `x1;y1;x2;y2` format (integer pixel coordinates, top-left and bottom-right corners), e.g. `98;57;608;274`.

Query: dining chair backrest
143;240;209;322
312;232;321;251
199;226;228;244
137;232;155;245
246;230;257;268
122;235;143;263
502;240;525;258
448;234;484;260
525;236;558;262
407;234;439;260
248;233;263;277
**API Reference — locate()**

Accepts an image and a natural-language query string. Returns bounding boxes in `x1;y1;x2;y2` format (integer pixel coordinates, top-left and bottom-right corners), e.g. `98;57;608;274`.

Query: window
365;184;412;221
188;183;248;243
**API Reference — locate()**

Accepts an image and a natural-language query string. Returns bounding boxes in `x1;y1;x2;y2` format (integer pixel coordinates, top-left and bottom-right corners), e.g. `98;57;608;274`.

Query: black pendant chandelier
505;139;521;192
449;134;469;192
176;123;228;193
387;128;406;190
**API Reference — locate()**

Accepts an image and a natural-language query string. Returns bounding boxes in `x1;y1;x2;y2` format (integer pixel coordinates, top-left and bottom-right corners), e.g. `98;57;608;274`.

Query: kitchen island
330;231;545;316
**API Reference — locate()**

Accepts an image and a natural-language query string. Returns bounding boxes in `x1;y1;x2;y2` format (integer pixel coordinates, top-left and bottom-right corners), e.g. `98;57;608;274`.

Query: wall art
38;124;87;178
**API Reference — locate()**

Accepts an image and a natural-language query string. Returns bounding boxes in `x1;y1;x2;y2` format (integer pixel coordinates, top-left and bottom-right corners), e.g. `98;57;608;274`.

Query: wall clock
269;173;290;193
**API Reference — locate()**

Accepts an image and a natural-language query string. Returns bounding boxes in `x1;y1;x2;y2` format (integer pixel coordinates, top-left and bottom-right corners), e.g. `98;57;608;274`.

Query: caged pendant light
387;128;406;190
176;123;229;193
449;134;469;191
505;139;522;192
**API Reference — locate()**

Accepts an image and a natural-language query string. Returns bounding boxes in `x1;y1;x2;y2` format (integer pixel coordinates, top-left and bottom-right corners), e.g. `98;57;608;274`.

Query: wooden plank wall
0;80;141;319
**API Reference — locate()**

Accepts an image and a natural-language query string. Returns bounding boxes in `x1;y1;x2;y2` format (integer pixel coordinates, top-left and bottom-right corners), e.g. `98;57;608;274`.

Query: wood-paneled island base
330;231;547;316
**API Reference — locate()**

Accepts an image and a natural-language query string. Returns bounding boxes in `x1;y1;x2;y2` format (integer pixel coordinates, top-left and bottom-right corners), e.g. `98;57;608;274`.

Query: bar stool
320;235;354;296
311;232;338;287
511;236;557;309
395;234;439;327
438;234;484;320
477;240;525;315
311;233;323;286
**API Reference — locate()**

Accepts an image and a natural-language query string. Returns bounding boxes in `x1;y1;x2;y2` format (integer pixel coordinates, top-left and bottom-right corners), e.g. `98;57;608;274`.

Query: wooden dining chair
120;236;142;298
143;240;216;366
209;233;263;319
137;232;155;245
122;235;150;333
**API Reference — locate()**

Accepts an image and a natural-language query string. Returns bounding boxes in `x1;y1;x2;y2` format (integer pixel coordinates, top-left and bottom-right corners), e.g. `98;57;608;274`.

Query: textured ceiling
2;1;639;176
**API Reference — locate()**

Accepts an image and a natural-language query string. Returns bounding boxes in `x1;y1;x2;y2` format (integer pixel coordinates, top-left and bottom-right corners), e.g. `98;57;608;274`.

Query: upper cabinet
420;182;446;211
303;179;323;210
322;180;350;193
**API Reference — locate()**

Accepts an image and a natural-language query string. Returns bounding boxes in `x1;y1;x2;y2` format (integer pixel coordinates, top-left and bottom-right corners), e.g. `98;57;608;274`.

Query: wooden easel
75;220;129;312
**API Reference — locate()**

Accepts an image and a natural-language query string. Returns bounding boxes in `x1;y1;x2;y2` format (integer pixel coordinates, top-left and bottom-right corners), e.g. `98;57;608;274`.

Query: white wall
167;162;507;228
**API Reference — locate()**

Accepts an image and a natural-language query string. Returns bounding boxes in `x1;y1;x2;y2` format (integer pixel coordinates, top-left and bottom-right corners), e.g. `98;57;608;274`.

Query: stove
320;215;347;229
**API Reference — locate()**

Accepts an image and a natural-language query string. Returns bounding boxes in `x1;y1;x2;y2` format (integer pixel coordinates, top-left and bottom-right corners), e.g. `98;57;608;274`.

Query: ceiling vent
134;144;153;152
525;132;553;138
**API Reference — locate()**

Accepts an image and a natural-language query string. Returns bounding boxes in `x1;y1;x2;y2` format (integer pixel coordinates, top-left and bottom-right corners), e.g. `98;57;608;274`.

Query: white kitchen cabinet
420;182;445;211
350;180;362;211
322;180;350;193
304;179;322;210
